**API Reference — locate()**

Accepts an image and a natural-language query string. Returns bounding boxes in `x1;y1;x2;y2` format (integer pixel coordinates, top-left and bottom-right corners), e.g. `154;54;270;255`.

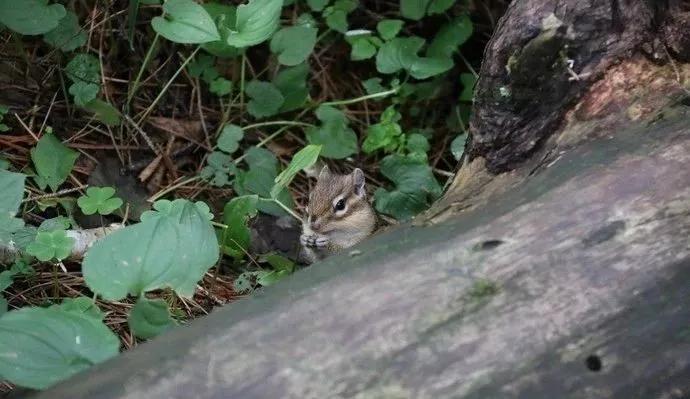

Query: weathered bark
30;0;690;398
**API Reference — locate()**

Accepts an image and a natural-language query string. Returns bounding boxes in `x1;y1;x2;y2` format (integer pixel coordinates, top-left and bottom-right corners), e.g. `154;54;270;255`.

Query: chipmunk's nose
311;219;323;231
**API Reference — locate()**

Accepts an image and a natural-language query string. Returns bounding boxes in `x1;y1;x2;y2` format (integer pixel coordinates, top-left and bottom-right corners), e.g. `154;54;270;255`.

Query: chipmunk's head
304;166;376;246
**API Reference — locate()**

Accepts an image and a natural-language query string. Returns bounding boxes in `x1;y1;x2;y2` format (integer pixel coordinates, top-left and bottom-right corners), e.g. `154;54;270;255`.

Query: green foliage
43;11;87;51
376;36;453;79
65;53;100;106
0;170;25;216
56;296;104;320
128;297;176;339
0;305;119;389
305;105;358;159
459;72;476;102
374;154;442;220
0;104;9;132
226;0;283;48
271;144;321;198
82;99;122;126
427;15;473;58
151;0;221;44
30;133;79;192
201;2;241;58
273;63;310;112
377;19;404;40
323;0;357;33
234;147;294;216
451;133;467;160
347;33;382;61
400;0;454;20
0;0;66;35
363;106;403;154
270;25;318;66
217;124;244;154
200;151;237;187
221;195;258;259
77;186;124;215
245;80;285;118
26;230;74;261
83;199;219;300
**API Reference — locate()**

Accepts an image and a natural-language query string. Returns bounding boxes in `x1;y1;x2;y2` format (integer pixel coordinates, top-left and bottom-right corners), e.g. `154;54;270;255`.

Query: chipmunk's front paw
300;233;330;248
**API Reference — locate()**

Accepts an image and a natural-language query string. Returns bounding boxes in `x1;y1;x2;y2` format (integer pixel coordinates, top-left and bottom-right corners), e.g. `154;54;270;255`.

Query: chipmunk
300;166;377;263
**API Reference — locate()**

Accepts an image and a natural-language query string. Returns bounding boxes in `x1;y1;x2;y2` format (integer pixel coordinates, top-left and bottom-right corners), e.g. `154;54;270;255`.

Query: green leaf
209;77;233;96
376;36;452;79
306;0;330;11
270;25;318;66
0;306;119;389
427;0;455;14
0;170;25;215
305;105;358;159
30;133;79;192
450;133;466;160
68;82;99;106
128;297;176;339
221;195;258;258
26;230;74;261
271;144;321;198
201;2;241;58
0;270;14;291
55;297;104;321
256;269;290;286
226;0;283;48
0;215;25;249
348;35;378;61
83;199;219;300
406;133;430;155
459;72;476;102
43;11;87;51
0;0;66;35
200;151;236;187
187;54;215;78
38;216;70;232
377;19;404;40
151;0;221;44
362;106;403;154
323;0;357;33
234;148;294;216
265;253;294;272
217;124;244;154
427;15;473;58
245;80;285;118
400;0;428;20
273;63;310;112
82;99;122;126
373;154;441;220
362;77;386;96
0;297;6;317
77;186;123;215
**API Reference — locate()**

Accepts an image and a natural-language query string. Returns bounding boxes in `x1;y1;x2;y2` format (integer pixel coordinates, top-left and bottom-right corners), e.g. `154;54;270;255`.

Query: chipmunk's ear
318;165;331;180
352;168;366;197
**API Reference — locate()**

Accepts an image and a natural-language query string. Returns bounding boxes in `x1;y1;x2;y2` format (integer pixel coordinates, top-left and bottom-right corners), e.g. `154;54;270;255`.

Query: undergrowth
0;0;505;392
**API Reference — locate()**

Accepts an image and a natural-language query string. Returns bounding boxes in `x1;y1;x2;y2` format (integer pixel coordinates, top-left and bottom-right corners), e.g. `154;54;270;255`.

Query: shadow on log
31;0;690;398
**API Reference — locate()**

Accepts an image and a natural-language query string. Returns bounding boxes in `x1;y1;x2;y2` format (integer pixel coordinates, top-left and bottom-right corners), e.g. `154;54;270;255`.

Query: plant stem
271;199;302;221
239;52;247;120
148;175;202;202
319;88;398;107
127;33;160;109
137;46;201;125
243;120;315;131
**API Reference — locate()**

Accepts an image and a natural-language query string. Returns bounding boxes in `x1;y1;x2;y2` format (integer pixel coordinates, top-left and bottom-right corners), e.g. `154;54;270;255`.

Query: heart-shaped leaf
217;124;244;153
270;25;318;66
151;0;221;44
0;0;66;35
305;105;358;159
128;297;176;339
43;10;87;51
245;80;285;118
30;133;79;192
226;0;283;48
221;195;258;259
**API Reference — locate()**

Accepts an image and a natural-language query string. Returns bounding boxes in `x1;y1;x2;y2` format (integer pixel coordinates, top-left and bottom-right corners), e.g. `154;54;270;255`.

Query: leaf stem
243;120;315;130
127;33;160;109
319;88;398;107
271;199;302;221
137;46;201;125
239;52;247;121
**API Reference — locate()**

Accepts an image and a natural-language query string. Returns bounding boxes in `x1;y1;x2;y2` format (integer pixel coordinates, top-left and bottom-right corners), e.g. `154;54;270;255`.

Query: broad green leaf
30;133;79;192
376;36;452;79
55;297;104;320
271;144;321;198
427;15;473;58
83;199;219;300
0;306;119;390
0;270;14;291
38;216;70;232
348;35;377;61
201;2;242;58
187;54;215;78
0;170;25;215
209;77;233;96
450;133;466;160
245;80;285;118
377;19;404;40
400;0;428;20
373;154;441;220
77;186;123;215
362;77;386;96
82;99;122;126
324;0;357;33
233;147;293;216
0;215;25;249
307;0;330;11
0;297;6;316
128;297;176;339
427;0;455;14
68;82;99;106
26;230;74;261
363;106;403;153
200;151;236;187
221;195;258;258
406;133;430;155
305;105;358;159
151;0;221;44
43;11;87;52
459;72;476;102
274;63;310;112
270;25;318;66
217;124;243;153
0;0;66;35
226;0;283;48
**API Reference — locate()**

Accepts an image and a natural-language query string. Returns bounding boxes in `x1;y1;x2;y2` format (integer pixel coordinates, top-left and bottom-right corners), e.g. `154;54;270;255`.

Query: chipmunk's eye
334;198;346;211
